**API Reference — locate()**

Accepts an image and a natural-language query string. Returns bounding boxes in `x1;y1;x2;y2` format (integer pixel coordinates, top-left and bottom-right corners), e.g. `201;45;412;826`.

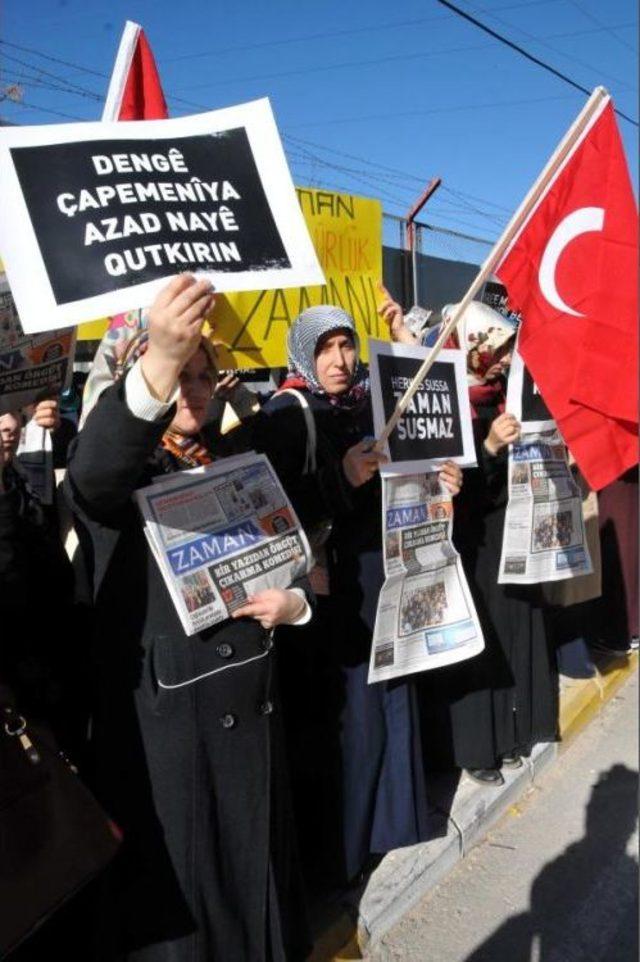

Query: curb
316;650;638;961
559;651;638;747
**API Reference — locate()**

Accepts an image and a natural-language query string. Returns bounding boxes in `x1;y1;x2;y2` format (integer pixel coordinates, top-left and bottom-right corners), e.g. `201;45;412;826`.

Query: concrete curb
352;742;557;952
560;651;638;747
317;651;638;961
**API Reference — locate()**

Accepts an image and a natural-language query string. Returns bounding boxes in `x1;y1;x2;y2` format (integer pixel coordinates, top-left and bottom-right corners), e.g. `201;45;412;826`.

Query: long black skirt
278;550;431;888
418;504;559;772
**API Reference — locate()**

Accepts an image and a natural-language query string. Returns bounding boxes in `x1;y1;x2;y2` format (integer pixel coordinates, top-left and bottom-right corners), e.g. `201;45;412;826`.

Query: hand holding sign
438;459;463;497
343;439;388;488
484;412;521;456
141;274;215;402
213;373;240;401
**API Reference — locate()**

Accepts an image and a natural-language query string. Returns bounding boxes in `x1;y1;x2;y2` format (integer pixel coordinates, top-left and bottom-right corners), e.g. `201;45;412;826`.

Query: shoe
465;768;505;787
501;752;523;770
588;639;632;658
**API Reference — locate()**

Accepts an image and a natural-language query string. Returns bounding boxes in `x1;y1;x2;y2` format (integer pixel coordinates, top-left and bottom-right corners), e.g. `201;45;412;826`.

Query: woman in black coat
0;407;80;749
259;305;462;886
65;275;313;962
384;297;559;786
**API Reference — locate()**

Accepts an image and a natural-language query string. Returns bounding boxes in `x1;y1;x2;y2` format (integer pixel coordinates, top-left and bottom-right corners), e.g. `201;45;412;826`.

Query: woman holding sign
382;296;558;787
66;275;313;962
261;305;462;887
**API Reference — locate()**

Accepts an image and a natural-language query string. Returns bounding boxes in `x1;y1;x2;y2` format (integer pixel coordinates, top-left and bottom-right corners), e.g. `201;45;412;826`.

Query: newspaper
0;272;76;414
498;427;593;585
136;451;312;636
368;472;484;684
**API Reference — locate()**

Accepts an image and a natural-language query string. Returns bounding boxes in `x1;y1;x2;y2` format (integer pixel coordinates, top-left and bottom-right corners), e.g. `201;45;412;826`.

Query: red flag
496;98;638;490
103;21;167;121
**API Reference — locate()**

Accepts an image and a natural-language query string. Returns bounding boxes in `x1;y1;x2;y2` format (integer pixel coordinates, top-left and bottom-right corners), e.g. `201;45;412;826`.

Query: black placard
378;354;464;462
521;363;554;423
10;129;289;305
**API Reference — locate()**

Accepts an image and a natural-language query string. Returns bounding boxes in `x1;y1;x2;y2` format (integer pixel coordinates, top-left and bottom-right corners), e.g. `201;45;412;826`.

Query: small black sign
378;354;464;462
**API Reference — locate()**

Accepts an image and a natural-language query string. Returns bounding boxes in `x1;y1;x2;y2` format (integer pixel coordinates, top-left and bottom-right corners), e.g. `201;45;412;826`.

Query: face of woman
0;412;21;463
483;341;514;382
170;348;217;436
314;331;357;395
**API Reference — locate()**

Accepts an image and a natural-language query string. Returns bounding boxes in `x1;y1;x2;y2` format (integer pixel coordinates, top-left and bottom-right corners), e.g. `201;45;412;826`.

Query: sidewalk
309;649;638;962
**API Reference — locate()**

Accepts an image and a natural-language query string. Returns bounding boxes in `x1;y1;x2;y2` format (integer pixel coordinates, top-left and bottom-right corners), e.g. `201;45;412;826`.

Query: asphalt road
370;671;638;962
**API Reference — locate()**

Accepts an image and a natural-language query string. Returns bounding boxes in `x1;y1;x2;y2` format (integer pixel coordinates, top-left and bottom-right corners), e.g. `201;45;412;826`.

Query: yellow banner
214;187;384;368
77;316;110;340
79;187;386;362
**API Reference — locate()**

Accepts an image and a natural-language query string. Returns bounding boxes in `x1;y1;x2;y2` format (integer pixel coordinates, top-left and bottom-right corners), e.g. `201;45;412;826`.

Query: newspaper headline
136;451;312;636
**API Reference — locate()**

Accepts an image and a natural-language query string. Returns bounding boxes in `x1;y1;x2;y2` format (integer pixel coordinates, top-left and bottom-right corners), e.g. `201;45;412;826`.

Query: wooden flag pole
375;85;610;450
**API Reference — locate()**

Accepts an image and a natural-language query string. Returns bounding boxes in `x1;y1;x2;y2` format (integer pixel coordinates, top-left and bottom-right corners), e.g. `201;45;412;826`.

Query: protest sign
0;98;325;334
137;451;312;636
0;270;76;413
369;338;476;475
368;471;484;683
212;187;384;368
507;331;555;431
75;186;383;360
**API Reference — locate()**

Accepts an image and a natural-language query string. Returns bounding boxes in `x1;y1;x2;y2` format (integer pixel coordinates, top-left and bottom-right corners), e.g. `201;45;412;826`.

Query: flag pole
102;21;141;121
375;85;610;449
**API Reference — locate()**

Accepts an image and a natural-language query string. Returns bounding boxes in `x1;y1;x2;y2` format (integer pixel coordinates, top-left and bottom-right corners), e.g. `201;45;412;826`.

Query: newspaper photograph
368;472;484;684
498;428;593;584
136;451;312;635
0;272;76;414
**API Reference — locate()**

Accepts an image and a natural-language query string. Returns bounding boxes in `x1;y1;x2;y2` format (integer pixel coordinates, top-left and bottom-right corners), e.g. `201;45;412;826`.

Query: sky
1;0;637;264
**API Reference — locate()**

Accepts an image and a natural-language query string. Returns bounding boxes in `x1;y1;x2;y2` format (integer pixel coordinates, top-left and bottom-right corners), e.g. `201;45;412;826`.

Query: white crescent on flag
538;206;605;317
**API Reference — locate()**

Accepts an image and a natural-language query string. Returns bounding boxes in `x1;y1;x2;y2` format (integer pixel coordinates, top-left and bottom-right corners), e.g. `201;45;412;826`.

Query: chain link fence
382;211;496;312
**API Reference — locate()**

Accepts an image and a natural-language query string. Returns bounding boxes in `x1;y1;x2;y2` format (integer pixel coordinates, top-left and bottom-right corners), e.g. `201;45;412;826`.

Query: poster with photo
368;338;476;475
0;98;325;333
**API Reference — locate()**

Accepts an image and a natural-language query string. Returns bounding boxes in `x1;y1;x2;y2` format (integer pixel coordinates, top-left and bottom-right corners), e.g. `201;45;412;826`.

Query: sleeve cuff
287;586;312;626
125;359;179;422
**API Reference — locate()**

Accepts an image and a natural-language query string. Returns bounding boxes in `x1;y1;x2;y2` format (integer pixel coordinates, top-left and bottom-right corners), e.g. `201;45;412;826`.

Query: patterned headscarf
80;309;149;427
283;305;369;408
442;301;517;386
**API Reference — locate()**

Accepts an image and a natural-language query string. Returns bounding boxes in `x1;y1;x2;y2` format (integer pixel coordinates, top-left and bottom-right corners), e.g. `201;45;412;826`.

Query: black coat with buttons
65;380;310;962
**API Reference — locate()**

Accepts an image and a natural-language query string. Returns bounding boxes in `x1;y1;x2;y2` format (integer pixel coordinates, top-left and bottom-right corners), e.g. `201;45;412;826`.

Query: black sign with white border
0;98;324;333
369;338;477;475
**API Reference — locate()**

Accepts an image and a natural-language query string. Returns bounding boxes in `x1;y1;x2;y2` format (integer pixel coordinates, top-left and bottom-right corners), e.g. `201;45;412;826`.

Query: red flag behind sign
496;100;638;490
117;29;167;121
103;21;168;122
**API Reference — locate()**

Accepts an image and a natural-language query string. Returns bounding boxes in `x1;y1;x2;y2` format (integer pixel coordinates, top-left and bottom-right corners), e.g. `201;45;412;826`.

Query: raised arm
66;274;215;519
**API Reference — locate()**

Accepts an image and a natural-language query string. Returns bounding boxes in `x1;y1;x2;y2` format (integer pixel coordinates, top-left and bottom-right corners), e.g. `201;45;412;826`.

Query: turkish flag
103;21;168;121
496;99;638;490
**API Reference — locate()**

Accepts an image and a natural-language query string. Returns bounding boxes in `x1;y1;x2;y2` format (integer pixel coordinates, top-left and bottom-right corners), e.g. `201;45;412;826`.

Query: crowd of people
1;274;637;962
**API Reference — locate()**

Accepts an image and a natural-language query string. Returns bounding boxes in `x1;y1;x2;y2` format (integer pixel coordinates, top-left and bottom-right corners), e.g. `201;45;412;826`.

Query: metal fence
382;211;495;311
